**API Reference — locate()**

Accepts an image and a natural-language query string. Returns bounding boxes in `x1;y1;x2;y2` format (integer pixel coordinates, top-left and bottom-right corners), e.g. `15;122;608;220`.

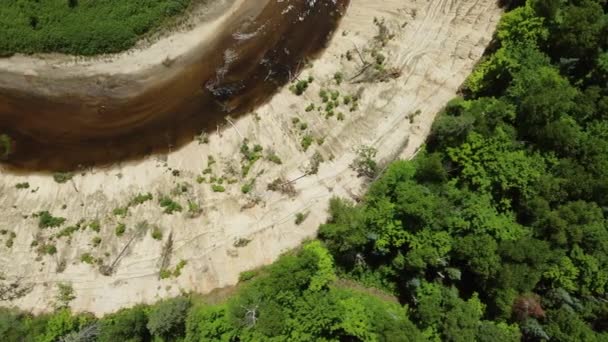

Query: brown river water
0;0;349;171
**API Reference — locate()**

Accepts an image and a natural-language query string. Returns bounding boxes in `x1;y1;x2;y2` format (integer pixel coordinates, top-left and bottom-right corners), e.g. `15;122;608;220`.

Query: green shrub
241;181;254;194
112;207;128;217
159;196;182;214
174;260;187;277
334;72;344;85
39;244;57;255
129;193;153;206
301;135;314;151
115;223;126;237
187;201;202;217
92;236;102;247
80;253;95;264
52;172;74;184
159;269;172;279
56;225;79;238
15;182;29;189
151;227;163;240
146;297;191;340
36;211;66;228
212;185;226;193
88;220;101;233
99;305;150;342
295;212;309;225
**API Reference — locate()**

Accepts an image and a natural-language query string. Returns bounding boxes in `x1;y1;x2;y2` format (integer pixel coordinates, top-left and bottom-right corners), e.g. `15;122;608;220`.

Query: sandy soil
0;0;502;315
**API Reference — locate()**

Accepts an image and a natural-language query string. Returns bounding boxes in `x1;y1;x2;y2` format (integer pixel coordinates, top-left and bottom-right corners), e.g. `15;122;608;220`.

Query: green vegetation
0;242;419;341
15;182;29;190
55;283;76;309
112;207;128;218
240;139;264;177
52;172;73;184
301;135;314;151
289;76;314;95
158;196;182;214
266;151;283;165
115;223;126;237
211;184;225;193
88;219;101;233
0;0;192;56
295;212;309;225
3;1;608;341
129;192;153;206
80;253;95;264
151;227;163;241
35;211;66;228
351;145;378;178
38;244;57;256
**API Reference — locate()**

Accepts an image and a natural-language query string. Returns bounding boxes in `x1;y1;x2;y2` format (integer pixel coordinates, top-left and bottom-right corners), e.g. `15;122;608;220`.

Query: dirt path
0;0;502;315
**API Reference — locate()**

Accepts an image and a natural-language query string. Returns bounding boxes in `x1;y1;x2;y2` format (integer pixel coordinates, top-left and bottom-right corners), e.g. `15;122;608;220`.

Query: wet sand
0;0;349;170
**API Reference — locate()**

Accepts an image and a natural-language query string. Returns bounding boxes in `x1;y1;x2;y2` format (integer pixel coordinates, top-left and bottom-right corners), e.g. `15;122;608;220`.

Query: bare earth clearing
0;0;502;315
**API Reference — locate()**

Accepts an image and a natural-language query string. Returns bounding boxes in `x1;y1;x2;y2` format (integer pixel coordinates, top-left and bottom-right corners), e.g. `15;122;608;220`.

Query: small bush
234;238;252;248
36;211;66;228
266;152;283;165
115;223;126;237
351;145;379;178
55;283;75;308
15;182;29;189
89;220;101;232
146;297;191;340
81;253;95;264
173;260;187;277
159;196;183;214
112;207;128;217
92;236;102;247
151;227;163;241
56;225;79;238
129;192;153;206
295;212;309;225
39;244;57;255
301;135;314;151
53;172;74;184
212;185;226;193
290;79;311;96
334;72;344;85
159;269;172;279
241;181;255;194
187;201;202;218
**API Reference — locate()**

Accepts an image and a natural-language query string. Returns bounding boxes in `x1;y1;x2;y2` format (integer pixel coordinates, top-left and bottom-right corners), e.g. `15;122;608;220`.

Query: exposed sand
0;0;502;315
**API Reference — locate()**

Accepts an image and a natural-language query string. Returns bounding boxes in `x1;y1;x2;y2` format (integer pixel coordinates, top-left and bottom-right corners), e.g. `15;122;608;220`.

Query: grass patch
115;223;126;237
35;211;66;229
15;182;30;189
151;227;163;240
159;196;183;214
295;212;309;225
52;172;73;184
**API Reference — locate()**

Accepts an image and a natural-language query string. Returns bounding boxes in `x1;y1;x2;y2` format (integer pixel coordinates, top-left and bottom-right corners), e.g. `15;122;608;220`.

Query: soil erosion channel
0;0;349;170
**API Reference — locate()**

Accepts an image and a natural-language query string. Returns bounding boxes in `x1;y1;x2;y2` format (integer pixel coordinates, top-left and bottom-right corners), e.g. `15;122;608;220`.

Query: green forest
0;0;191;56
2;0;608;340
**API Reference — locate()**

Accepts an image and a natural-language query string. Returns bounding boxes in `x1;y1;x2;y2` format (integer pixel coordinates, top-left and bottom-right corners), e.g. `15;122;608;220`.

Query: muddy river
0;0;349;170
